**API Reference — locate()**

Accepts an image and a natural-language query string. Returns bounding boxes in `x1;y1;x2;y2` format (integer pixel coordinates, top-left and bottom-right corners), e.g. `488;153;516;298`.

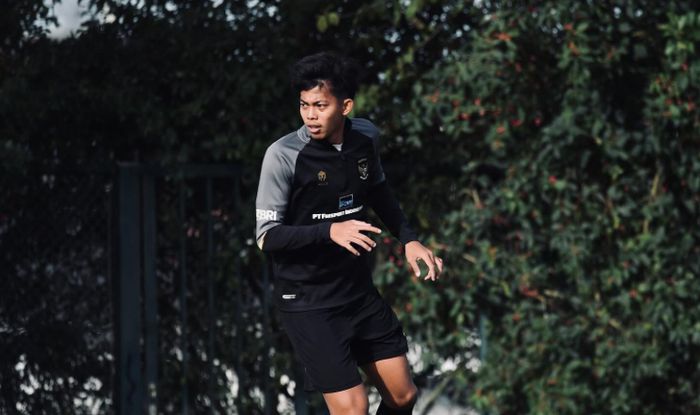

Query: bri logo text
256;209;277;221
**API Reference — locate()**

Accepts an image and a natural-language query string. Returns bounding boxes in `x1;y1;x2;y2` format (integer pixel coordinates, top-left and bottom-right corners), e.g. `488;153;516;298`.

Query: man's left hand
404;241;443;281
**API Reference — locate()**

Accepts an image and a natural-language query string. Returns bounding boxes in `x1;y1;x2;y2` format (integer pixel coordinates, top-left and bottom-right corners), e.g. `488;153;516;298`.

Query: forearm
259;222;333;252
367;180;418;245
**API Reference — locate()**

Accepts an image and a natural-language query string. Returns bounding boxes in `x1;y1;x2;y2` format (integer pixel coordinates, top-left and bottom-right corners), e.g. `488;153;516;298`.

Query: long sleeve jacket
255;118;417;311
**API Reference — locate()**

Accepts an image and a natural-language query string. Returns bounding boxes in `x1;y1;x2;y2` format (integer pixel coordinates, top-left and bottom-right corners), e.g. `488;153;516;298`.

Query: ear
342;98;354;116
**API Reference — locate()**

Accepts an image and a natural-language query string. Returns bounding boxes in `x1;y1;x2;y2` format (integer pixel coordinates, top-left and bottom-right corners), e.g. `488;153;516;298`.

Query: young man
255;52;443;415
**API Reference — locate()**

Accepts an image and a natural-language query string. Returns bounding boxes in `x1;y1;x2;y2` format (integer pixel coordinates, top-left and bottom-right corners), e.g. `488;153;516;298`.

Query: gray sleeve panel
351;118;386;185
255;133;305;243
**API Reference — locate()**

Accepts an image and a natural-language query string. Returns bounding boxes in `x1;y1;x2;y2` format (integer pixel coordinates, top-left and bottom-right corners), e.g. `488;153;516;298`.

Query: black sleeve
367;180;418;245
256;141;333;252
260;222;332;252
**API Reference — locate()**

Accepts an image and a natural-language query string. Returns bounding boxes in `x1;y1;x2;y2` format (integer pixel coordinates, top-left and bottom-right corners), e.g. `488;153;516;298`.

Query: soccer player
255;52;443;415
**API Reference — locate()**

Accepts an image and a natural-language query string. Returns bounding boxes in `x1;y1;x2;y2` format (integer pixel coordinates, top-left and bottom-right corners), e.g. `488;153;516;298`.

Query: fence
114;162;314;415
1;164;114;414
3;161;487;414
1;163;319;414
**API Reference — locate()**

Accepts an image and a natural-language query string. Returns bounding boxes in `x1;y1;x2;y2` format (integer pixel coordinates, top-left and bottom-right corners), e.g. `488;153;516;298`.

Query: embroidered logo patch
339;194;354;209
357;158;369;180
317;170;328;185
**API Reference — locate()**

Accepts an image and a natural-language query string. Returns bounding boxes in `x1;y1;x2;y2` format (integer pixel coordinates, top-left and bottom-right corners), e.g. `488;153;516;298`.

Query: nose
305;106;317;120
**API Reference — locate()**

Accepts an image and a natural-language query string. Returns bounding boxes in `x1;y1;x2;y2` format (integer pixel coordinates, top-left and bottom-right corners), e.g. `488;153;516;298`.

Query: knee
328;391;369;415
385;384;418;409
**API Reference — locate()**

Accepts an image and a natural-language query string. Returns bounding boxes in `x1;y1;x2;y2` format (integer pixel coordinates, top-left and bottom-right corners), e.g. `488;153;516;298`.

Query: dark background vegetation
2;0;699;414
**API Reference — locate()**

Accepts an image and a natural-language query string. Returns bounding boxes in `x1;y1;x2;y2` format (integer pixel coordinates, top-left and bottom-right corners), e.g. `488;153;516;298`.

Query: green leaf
328;12;340;26
316;14;328;32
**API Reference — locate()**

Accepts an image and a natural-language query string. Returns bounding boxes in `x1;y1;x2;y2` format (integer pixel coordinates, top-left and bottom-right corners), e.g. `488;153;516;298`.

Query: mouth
307;125;322;135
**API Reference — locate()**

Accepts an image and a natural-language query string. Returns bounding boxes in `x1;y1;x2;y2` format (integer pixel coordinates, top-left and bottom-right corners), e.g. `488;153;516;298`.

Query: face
299;82;353;142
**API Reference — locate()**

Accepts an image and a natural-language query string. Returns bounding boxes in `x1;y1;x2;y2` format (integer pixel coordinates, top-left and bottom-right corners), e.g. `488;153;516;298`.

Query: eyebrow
299;99;329;105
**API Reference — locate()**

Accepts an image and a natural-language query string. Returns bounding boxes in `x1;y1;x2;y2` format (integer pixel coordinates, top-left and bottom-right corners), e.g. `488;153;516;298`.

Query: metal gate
114;163;312;415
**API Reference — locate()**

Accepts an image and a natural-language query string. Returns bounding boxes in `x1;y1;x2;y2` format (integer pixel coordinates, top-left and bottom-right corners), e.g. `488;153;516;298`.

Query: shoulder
349;118;380;140
265;130;308;161
262;130;308;174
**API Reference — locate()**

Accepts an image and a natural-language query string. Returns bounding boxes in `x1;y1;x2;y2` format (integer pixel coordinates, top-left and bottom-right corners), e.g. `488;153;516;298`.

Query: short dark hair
289;52;360;100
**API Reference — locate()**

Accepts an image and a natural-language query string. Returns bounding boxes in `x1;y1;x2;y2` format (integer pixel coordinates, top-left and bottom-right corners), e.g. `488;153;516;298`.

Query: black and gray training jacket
255;117;417;312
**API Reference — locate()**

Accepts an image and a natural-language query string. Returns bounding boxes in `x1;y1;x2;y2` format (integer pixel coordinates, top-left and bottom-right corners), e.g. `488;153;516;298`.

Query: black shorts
278;291;409;393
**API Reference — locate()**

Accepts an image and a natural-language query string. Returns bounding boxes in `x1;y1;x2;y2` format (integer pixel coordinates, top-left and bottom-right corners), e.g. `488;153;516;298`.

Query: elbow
257;231;280;252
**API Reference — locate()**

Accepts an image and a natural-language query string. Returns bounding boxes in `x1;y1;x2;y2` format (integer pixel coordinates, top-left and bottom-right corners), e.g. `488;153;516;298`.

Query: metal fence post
115;164;144;415
479;313;489;415
178;178;190;415
206;177;216;414
479;313;488;362
143;173;158;415
262;261;273;415
294;363;309;415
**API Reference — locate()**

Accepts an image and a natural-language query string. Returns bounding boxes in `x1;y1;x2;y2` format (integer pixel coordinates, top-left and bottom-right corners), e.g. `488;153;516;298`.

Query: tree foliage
2;0;700;413
372;1;700;414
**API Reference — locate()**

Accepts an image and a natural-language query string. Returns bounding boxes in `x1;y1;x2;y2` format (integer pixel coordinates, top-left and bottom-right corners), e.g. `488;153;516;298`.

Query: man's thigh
360;355;416;407
278;308;363;393
350;293;409;366
322;383;369;415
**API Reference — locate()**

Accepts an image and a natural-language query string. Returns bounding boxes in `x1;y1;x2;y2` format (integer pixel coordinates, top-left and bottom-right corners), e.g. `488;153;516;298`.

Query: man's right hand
330;220;381;256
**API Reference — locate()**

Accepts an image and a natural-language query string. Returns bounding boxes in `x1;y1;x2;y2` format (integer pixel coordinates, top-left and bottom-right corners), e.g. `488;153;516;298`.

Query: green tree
3;0;700;413
368;1;700;414
0;0;467;412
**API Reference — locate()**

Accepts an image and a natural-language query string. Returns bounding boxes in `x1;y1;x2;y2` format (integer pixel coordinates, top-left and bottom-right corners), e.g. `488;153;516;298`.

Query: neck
327;135;343;145
326;119;345;145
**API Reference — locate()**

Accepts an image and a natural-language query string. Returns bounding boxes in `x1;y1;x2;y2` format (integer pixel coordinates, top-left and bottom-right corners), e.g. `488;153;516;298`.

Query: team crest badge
357;158;369;181
318;170;327;184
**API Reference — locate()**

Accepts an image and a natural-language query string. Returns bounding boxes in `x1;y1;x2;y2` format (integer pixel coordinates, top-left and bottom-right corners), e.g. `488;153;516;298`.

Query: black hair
289;52;360;100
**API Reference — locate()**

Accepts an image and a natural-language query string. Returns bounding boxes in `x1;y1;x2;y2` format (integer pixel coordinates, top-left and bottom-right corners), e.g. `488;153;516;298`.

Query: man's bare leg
322;383;369;415
361;355;417;414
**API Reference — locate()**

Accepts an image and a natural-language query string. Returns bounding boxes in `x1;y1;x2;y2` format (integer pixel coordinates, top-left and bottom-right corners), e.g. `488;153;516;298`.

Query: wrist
321;221;334;242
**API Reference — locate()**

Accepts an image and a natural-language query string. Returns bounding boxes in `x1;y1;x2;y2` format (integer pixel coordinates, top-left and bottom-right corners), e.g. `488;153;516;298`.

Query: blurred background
2;0;700;414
